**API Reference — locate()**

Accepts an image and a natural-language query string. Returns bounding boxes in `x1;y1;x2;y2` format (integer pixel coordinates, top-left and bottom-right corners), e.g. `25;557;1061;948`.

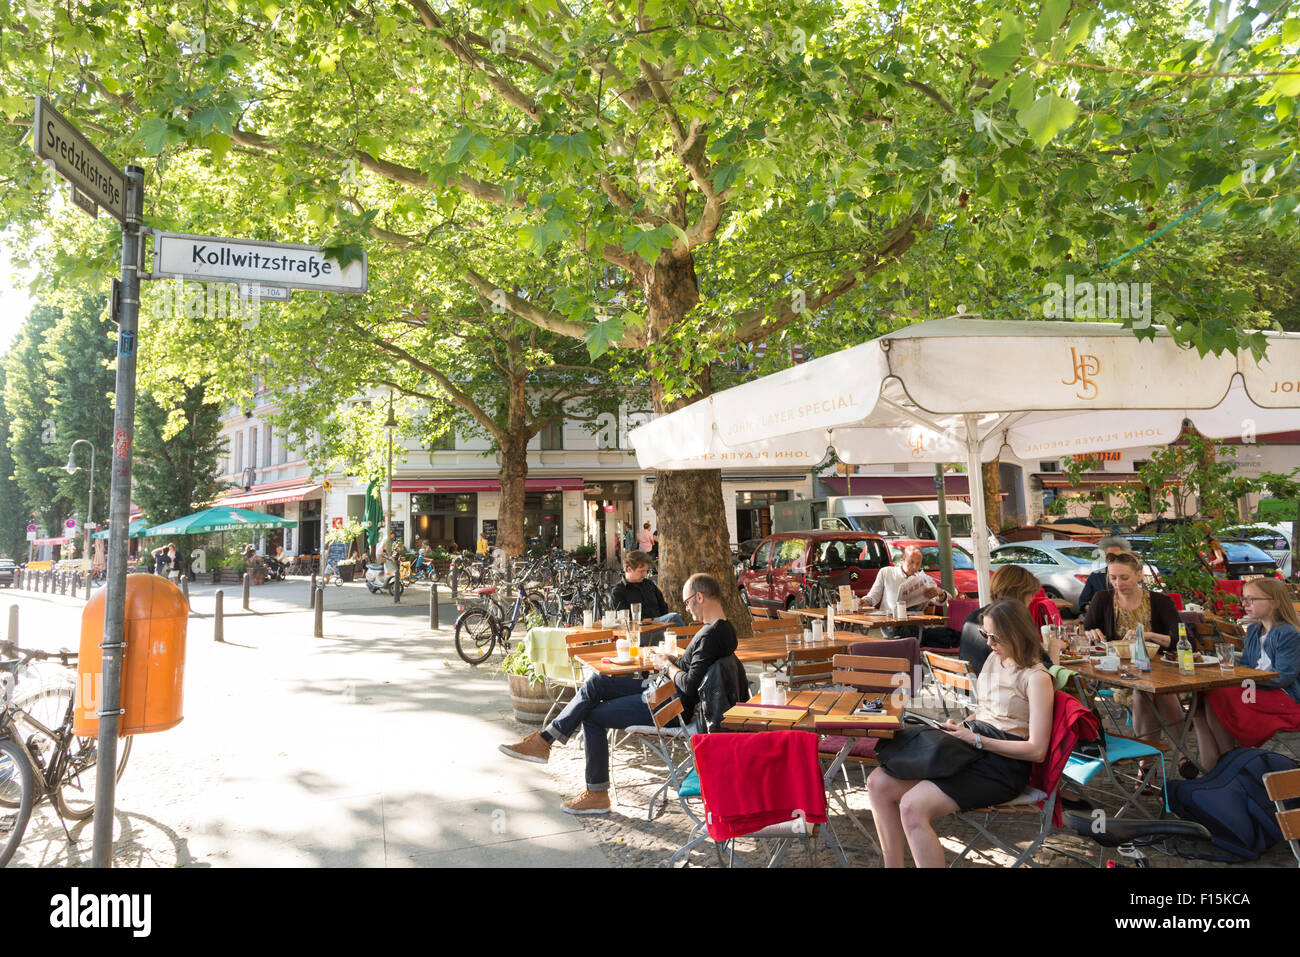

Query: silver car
1222;524;1292;578
988;539;1102;613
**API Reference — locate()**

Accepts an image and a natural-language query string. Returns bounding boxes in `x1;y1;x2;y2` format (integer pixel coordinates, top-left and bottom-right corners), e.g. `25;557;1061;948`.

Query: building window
249;427;259;469
264;429;273;467
430;430;456;452
1040;461;1060;473
540;419;564;450
279;434;289;464
233;432;244;474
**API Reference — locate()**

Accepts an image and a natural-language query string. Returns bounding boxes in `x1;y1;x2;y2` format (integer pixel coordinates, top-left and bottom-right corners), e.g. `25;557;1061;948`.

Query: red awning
392;477;585;494
33;535;73;546
820;475;971;499
217;483;323;509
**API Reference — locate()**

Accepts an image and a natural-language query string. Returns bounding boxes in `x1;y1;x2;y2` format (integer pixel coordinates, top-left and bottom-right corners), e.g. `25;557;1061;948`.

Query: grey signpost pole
934;464;955;596
92;164;145;868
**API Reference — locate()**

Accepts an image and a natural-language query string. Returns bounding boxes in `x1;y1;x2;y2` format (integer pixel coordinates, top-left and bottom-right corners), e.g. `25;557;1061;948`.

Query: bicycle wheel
10;684;131;821
454;609;497;665
54;729;132;821
0;679;69;810
0;737;34;867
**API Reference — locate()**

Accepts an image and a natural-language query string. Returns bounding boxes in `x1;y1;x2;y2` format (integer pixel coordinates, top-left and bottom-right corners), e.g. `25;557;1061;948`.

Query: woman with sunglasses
1192;578;1300;771
868;599;1053;867
1082;550;1185;758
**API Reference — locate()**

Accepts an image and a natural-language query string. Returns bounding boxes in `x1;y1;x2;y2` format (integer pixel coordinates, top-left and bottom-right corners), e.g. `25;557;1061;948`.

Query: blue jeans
655;613;686;626
545;675;659;790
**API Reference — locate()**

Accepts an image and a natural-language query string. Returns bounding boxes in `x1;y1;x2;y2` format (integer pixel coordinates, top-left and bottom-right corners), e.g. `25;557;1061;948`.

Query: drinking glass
630;602;642;623
1216;641;1235;674
629;625;641;660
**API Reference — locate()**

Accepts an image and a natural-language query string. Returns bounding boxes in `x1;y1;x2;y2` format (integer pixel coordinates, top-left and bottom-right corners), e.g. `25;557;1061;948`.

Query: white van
886;500;980;552
819;496;906;537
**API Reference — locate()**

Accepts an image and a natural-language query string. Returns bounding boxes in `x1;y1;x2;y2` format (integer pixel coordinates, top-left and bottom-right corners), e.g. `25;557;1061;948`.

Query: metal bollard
394;570;401;605
62;573;68;595
429;583;439;629
71;575;78;600
309;573;317;609
314;586;324;638
243;571;251;611
182;576;190;605
214;589;225;642
7;604;17;647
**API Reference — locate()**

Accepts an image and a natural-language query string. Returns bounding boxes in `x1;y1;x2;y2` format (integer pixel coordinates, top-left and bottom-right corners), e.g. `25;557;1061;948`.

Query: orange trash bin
74;574;187;737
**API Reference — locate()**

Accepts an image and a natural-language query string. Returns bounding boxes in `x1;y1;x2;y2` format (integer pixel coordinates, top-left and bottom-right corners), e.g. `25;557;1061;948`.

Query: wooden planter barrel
507;673;560;725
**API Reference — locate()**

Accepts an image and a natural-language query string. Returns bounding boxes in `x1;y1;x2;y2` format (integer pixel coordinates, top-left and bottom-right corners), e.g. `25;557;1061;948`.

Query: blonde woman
1193;578;1300;771
959;564;1063;675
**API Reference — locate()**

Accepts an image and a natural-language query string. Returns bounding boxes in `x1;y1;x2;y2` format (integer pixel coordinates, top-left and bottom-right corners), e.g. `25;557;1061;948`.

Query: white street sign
26;531;36;542
153;231;367;293
32;96;127;222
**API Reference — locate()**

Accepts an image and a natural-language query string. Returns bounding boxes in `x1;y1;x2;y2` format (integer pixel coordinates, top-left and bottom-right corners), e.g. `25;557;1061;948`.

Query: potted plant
429;544;454;580
571;544;596;565
498;640;554;726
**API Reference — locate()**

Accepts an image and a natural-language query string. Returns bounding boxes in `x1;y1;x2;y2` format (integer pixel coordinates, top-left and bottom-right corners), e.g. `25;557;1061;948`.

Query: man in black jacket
498;573;736;816
609;551;685;625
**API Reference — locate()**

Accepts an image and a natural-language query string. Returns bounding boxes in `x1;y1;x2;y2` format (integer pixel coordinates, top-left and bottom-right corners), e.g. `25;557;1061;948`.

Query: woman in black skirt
868;600;1054;867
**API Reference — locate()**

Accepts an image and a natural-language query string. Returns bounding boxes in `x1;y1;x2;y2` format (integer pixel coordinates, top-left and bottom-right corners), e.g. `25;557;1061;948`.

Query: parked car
1222;524;1292;578
1216;540;1282;581
988;539;1107;613
885;540;980;598
0;559;14;588
737;530;892;612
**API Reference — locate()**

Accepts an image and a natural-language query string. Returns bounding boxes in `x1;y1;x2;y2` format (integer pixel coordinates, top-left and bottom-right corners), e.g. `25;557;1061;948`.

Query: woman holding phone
867;600;1053;867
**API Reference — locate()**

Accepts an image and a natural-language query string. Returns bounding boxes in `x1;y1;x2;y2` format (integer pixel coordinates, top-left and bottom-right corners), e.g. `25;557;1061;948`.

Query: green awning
91;519;149;539
142;506;298;537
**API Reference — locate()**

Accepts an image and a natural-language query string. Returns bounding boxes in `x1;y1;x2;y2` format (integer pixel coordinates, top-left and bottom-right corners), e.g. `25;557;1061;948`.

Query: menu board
326;542;348;568
481;520;498;544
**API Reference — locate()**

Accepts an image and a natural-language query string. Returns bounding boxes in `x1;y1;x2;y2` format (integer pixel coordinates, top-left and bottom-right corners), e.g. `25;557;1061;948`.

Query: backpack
1165;746;1296;862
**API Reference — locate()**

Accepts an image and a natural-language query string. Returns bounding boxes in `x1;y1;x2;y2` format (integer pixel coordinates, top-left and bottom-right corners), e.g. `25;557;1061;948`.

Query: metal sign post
92;164;145;868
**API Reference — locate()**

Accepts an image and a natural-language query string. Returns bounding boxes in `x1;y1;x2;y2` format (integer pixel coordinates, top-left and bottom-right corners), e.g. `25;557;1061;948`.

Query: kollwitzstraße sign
32;96;128;222
153;231;367;294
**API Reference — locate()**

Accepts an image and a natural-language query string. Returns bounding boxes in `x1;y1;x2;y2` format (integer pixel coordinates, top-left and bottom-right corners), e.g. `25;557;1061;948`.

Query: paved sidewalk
5;586;608;868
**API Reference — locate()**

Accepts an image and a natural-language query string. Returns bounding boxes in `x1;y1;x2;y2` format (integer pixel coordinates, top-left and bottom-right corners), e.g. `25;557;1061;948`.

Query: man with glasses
498;573;735;815
610;550;685;626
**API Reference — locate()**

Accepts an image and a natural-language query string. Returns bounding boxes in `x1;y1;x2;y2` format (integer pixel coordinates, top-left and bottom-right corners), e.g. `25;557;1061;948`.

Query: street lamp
383;393;398;603
64;439;95;570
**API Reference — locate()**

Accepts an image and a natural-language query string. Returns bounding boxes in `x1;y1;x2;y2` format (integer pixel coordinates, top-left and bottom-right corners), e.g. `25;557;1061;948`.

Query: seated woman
868;600;1054;868
1193;578;1300;771
1082;550;1185;764
959;564;1063;675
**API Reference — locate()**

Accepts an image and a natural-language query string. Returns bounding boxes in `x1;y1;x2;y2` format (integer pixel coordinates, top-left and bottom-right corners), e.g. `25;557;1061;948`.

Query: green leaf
321;243;364;268
1016;93;1078;148
1034;0;1070;45
1130;147;1183;191
202;132;231;162
1275;74;1300;98
711;161;742;192
546;132;593;165
978;32;1023;78
583;315;625;358
446;127;488;164
1009;73;1036;112
1063;9;1098;53
138;117;172;155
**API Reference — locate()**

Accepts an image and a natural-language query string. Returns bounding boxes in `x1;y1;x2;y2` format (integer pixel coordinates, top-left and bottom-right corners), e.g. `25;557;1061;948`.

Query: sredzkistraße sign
153;231;367;293
32;96;128;222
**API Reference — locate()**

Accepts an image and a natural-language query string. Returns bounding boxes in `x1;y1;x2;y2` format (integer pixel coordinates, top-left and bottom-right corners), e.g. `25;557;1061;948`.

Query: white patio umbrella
630;318;1300;603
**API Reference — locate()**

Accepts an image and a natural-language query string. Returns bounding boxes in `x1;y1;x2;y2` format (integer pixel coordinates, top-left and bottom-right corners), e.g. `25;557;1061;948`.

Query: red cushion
818;735;878;759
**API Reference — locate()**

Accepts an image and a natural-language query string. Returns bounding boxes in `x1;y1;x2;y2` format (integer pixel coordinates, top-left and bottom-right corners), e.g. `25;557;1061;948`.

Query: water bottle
1177;623;1196;675
826;599;836;642
1132;624;1151;673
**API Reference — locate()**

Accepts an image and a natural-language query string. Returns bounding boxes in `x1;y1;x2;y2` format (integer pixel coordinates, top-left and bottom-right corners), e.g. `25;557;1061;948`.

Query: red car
887;540;980;598
737;530;892;612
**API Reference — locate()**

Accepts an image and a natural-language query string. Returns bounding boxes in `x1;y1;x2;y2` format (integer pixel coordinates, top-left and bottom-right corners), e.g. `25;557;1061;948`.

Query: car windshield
1056;546;1101;565
1222;541;1273;563
816;539;877;567
945;514;973;536
854;515;906;536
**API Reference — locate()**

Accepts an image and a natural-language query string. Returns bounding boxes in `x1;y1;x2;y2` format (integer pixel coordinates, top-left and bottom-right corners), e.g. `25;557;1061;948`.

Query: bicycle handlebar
0;641;77;668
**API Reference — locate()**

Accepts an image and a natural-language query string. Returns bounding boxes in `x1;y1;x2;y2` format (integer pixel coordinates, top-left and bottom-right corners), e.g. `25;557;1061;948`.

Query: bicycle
453;585;548;666
0;642;132;867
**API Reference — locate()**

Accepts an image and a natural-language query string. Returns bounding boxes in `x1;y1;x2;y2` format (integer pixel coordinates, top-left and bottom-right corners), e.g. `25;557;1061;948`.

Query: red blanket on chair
692;731;827;841
1029;691;1100;827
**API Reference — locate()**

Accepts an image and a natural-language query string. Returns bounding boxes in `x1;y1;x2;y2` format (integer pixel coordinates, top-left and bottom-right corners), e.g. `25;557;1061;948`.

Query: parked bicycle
453;585;549;666
0;642;132;867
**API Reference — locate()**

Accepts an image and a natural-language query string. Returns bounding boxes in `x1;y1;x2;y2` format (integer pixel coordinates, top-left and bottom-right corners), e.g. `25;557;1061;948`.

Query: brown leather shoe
562;789;611;816
498;731;551;764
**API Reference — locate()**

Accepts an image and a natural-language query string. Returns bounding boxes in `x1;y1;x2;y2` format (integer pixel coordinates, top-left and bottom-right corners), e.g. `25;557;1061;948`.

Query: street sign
65;518;77;529
26;530;36;542
152;231;367;293
26;524;36;533
239;283;291;302
71;187;99;218
32;96;128;222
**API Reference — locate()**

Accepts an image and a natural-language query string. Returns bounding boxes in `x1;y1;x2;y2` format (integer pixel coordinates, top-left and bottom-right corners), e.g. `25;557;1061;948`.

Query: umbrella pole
934;464;955;595
964;414;993;606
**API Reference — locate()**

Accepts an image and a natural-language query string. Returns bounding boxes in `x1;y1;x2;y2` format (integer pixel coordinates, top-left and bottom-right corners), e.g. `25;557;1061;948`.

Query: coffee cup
582;609;594;629
615;638;630;660
664;631;677;655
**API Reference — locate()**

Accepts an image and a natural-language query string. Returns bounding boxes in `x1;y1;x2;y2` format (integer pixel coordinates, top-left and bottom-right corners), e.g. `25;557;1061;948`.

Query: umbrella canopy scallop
142;506;297;537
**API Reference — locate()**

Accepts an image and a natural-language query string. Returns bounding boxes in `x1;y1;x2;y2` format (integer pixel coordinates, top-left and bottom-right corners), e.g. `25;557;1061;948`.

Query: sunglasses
979;628;1002;645
1241;596;1272;604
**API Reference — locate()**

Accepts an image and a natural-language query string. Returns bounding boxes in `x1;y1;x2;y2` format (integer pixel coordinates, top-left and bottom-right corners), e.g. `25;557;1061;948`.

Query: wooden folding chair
921;650;978;717
543;628;617;726
775;608;803;623
786;643;837;690
751;617;797;633
1263;767;1300;868
625;679;697;820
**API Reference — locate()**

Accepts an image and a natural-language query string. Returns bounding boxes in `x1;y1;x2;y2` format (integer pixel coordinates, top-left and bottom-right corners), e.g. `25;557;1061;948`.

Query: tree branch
463;270;592;341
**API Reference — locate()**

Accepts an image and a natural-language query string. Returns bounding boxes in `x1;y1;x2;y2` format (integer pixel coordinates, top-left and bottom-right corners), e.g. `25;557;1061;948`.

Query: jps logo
909;433;925;458
1061;347;1100;401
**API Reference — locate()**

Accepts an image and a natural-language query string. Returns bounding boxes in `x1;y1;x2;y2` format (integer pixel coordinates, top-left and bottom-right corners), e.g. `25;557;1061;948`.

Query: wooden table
565;620;669;639
1068;655;1279;772
833;612;945;631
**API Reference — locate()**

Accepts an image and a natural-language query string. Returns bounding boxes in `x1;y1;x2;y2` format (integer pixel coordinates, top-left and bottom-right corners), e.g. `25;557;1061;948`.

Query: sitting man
1077;535;1129;614
498;573;737;815
866;545;951;638
609;550;685;626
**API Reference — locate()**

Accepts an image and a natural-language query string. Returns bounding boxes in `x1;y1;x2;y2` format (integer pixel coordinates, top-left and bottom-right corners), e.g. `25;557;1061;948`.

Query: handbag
875;725;981;779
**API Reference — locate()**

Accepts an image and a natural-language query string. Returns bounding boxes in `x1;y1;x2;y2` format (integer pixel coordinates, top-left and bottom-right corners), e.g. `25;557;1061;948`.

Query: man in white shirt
866;545;950;612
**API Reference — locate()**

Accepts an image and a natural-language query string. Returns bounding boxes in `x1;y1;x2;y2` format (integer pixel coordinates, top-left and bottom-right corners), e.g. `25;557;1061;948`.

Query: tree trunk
981;458;1002;534
496;365;531;560
643;253;751;638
